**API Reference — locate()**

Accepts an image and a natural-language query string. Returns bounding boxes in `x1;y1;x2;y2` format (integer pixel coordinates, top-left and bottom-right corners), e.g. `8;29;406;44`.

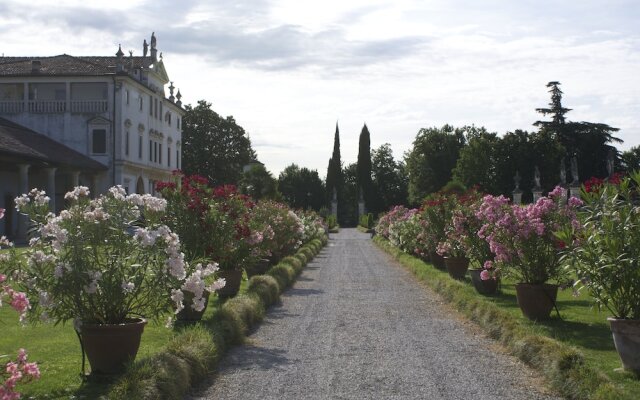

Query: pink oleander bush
435;188;484;260
375;206;413;240
476;186;582;284
1;209;40;399
251;201;304;264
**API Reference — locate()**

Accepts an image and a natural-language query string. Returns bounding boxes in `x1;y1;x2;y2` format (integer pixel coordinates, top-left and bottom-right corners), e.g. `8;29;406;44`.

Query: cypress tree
356;123;373;213
325;123;344;220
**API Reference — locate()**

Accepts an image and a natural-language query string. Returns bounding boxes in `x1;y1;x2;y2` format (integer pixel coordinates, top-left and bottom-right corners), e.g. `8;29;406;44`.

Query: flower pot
469;269;499;295
80;318;147;374
430;251;446;270
515;283;558;321
217;269;243;299
444;256;469;280
176;290;210;322
608;318;640;373
245;258;271;278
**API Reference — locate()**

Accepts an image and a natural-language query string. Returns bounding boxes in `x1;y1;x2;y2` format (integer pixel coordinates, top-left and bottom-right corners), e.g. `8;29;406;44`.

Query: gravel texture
188;228;560;400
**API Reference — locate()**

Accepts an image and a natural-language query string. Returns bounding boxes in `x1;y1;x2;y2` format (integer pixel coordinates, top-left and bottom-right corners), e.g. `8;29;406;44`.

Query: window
176;149;180;169
92;129;107;154
159;103;163;121
159;143;162;164
138;136;142;159
149;140;153;161
126;90;129;105
167;112;172;126
125;131;129;156
149;95;153;116
167;146;171;167
154;98;158;119
139;96;143;112
177;118;180;129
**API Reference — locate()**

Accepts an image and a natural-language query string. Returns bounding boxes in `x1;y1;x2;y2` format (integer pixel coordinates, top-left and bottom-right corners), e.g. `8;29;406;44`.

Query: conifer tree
356;123;373;212
325;123;345;221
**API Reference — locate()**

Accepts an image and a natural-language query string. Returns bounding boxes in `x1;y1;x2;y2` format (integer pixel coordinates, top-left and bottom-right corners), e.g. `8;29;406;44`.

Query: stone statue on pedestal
571;156;579;184
533;166;541;190
560;158;566;185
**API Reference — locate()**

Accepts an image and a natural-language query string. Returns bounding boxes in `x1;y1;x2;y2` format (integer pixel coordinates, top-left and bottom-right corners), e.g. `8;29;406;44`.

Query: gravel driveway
188;228;560;400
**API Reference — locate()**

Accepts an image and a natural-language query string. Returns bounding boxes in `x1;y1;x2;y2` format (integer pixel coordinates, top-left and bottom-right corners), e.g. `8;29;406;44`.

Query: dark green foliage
247;275;280;306
452;128;500;193
222;295;265;336
278;164;326;210
280;255;303;271
534;82;622;182
440;180;466;194
182;100;256;185
341;163;359;226
299;246;315;262
357;124;374;213
370;143;408;214
239;164;280;201
622;146;640;172
294;252;308;266
405;125;466;204
358;213;375;229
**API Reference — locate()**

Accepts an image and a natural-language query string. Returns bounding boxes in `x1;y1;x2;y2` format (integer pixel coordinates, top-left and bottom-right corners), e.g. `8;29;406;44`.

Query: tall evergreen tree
533;81;622;181
356;123;373;212
325;123;346;222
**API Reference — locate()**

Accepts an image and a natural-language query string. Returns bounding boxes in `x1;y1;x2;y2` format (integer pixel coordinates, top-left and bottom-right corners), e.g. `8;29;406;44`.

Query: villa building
0;33;185;240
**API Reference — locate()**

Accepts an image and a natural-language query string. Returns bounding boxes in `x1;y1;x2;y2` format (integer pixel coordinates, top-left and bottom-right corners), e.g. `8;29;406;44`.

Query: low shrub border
108;234;328;399
373;236;623;400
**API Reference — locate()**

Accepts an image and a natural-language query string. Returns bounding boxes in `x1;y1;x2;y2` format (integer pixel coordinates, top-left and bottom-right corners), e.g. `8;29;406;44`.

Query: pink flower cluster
475;186;582;283
1;349;41;399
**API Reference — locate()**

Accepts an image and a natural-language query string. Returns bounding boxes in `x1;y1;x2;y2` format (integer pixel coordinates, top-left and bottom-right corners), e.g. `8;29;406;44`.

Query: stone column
44;167;57;212
70;171;81;188
16;164;30;242
569;184;581;199
532;189;543;203
91;174;100;198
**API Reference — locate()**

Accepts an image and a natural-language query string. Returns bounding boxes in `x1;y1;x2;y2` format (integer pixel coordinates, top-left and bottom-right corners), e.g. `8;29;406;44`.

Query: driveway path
189;228;559;400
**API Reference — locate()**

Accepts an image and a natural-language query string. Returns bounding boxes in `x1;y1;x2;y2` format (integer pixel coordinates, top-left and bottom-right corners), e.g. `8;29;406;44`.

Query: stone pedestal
358;200;365;218
331;200;337;217
532;189;543;203
569;184;581;199
512;189;523;205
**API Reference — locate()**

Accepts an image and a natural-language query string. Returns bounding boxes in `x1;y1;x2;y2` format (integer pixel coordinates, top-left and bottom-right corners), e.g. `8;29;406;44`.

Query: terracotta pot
430;251;446;270
515;283;558;320
469;269;499;295
80;318;147;374
176;290;210;322
245;258;271;278
217;269;243;299
444;256;469;280
608;318;640;373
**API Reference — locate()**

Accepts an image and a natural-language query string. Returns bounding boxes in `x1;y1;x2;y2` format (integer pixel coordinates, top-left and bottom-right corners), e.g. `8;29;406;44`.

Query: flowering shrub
436;189;483;259
11;186;216;326
476;187;582;284
296;210;327;244
1;209;40;398
375;206;413;239
557;172;640;319
251;201;304;263
420;191;461;255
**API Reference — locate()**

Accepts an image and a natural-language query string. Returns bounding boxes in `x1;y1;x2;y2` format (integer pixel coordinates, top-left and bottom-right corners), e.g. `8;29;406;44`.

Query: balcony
71;100;108;113
28;100;66;113
0;101;24;114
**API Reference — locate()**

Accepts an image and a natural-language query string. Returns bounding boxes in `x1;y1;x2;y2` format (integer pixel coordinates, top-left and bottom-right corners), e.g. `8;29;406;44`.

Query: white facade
0;38;184;195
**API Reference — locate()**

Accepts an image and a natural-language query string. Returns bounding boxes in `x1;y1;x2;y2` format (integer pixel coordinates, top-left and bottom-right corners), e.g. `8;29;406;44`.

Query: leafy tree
405;125;466;204
452;127;499;193
370;143;408;214
356;124;373;212
622;146;640;172
534;81;622;181
239;164;280;201
182;100;256;185
278;164;325;210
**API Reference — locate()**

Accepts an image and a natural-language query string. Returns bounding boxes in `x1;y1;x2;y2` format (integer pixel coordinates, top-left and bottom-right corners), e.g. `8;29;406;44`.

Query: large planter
217;269;243;299
515;283;558;320
176;290;210;322
469;269;499;295
430;251;446;270
80;318;147;374
245;258;271;278
444;256;469;280
608;318;640;373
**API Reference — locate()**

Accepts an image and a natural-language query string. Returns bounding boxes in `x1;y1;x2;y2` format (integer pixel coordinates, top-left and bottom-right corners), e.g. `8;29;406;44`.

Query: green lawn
487;280;640;395
0;278;245;399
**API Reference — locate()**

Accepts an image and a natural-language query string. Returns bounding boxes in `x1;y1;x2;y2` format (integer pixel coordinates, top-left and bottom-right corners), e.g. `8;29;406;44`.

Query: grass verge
374;236;634;400
108;234;328;399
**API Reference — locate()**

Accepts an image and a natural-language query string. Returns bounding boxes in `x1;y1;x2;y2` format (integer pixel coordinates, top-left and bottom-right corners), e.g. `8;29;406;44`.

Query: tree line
180;82;639;224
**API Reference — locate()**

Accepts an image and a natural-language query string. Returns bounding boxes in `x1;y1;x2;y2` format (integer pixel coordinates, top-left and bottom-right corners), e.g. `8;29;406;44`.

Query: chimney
31;60;41;73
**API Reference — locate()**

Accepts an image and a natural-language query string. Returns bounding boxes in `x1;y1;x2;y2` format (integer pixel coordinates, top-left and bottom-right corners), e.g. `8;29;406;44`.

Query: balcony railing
0;101;24;114
71;100;108;113
28;100;66;113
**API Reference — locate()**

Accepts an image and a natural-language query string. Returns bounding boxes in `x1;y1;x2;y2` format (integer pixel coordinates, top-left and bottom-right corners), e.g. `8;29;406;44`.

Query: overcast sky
2;0;639;177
